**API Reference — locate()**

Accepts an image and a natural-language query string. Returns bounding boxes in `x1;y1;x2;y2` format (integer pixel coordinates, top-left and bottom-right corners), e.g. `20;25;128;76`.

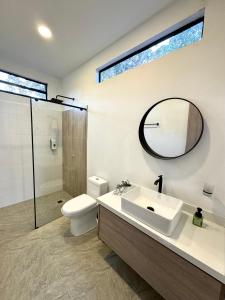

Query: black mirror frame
139;97;204;160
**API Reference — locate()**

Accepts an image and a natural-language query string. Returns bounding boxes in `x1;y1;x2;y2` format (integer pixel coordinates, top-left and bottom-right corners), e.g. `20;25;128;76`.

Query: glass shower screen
31;99;87;228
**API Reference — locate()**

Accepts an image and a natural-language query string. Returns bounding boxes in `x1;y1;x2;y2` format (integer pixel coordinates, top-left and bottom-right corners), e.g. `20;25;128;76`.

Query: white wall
0;59;63;207
0;93;32;207
62;0;225;217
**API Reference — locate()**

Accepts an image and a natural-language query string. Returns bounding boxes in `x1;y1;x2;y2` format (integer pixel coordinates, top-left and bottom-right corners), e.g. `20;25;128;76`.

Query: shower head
50;98;63;104
50;95;75;104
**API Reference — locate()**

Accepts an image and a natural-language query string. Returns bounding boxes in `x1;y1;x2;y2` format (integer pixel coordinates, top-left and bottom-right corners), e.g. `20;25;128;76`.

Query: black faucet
154;175;163;193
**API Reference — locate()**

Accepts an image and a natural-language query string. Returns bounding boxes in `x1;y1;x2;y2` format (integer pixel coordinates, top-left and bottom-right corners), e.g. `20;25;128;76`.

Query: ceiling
0;0;175;78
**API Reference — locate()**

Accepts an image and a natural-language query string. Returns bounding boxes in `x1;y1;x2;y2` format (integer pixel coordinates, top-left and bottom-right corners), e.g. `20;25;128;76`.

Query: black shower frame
0;89;87;229
29;97;87;228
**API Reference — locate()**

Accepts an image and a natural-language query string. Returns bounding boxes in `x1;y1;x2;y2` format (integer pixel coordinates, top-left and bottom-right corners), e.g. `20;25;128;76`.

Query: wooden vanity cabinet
98;206;225;300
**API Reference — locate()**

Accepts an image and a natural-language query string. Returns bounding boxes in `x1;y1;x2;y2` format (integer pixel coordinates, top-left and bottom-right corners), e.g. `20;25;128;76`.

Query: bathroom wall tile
0;96;63;207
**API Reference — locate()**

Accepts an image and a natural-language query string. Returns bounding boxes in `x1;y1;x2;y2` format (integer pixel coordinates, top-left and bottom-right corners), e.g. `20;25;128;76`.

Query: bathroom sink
121;186;183;236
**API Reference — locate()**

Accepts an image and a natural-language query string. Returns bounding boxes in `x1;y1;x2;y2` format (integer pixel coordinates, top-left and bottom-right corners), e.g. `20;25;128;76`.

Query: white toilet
61;176;108;236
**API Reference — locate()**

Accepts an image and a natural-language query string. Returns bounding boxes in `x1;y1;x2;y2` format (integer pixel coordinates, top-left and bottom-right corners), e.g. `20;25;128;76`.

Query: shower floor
0;190;72;247
36;190;72;227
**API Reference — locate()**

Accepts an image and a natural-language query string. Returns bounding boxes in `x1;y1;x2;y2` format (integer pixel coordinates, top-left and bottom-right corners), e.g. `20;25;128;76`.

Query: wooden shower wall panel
62;109;87;197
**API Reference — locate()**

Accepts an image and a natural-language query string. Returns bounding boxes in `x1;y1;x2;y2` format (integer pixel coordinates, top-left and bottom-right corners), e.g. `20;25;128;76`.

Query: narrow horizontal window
0;69;47;99
98;16;204;83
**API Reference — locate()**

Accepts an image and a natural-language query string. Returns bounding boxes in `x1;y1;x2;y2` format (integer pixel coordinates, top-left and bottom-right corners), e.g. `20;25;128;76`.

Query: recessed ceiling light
38;25;52;39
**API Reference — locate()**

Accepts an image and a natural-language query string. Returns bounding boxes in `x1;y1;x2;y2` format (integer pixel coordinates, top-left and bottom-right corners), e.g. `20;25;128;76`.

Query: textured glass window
99;19;204;83
0;70;47;99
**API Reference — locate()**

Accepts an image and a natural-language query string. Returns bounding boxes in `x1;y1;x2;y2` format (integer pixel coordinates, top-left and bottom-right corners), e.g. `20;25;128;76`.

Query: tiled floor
0;197;163;300
0;190;72;247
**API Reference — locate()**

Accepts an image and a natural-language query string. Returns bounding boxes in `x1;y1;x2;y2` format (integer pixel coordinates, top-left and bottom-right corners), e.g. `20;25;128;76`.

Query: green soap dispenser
192;207;203;227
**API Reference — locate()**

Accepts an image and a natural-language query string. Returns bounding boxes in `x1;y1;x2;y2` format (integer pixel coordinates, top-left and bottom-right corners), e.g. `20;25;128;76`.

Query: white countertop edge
97;196;225;284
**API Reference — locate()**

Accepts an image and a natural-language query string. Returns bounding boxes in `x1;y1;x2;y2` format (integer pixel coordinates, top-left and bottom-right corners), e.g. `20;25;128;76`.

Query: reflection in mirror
139;98;203;159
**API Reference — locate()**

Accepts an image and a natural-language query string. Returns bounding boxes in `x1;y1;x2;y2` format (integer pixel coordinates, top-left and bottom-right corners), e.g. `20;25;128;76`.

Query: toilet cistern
154;175;163;193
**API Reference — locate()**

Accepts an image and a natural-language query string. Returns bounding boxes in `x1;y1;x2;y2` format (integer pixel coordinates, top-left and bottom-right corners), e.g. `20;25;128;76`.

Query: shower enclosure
0;91;87;231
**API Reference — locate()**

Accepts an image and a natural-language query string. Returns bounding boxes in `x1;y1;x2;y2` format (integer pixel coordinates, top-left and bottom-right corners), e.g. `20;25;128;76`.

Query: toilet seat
61;194;96;217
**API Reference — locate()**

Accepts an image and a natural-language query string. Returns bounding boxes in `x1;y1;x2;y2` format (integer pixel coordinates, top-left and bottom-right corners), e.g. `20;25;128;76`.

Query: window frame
97;15;204;83
0;68;48;99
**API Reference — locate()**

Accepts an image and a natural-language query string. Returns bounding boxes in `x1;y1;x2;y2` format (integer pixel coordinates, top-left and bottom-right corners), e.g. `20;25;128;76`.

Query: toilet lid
61;194;96;217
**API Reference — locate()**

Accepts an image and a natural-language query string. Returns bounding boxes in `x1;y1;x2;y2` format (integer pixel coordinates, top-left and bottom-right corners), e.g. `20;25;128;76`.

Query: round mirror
139;98;204;159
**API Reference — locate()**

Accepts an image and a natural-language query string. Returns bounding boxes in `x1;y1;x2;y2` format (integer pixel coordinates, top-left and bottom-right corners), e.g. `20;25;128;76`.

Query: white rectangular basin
121;186;183;236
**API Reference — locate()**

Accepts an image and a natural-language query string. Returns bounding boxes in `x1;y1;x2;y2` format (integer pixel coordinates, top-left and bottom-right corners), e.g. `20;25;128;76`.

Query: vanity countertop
97;191;225;284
